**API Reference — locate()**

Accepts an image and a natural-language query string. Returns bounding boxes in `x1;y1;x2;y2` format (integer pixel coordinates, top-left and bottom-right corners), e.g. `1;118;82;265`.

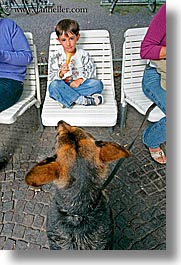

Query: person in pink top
140;3;166;164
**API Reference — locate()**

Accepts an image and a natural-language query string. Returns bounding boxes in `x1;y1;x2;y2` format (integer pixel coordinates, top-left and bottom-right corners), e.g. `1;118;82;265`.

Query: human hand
160;46;166;59
70;78;83;88
59;63;70;78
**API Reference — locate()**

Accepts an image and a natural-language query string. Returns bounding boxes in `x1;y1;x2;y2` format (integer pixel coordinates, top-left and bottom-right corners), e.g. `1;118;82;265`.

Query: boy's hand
70;78;83;88
59;63;69;78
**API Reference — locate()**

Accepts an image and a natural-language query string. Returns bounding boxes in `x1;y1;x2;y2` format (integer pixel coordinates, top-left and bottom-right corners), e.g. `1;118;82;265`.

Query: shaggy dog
25;120;131;250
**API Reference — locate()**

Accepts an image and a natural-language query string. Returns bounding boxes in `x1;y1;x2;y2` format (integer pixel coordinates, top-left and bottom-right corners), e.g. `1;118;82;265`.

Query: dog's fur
25;120;131;250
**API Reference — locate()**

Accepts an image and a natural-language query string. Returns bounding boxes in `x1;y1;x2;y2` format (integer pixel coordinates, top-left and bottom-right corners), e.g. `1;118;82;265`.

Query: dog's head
25;120;131;188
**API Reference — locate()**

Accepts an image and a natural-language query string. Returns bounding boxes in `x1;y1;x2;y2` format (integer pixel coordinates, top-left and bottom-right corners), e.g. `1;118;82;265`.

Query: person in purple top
140;3;166;164
0;18;33;112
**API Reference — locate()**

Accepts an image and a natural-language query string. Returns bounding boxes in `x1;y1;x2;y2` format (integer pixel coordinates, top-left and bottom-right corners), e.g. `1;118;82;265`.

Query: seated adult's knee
142;78;148;94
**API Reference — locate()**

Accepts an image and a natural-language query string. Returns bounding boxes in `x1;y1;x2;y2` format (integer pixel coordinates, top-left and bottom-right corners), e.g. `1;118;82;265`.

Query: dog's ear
25;155;63;187
98;142;131;163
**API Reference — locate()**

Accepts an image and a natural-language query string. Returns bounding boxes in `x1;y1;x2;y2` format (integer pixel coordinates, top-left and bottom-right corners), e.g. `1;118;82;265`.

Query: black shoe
84;94;104;106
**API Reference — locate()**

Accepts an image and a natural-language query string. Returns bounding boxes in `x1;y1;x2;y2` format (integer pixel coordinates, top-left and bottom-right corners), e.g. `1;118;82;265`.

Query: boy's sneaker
84;94;104;106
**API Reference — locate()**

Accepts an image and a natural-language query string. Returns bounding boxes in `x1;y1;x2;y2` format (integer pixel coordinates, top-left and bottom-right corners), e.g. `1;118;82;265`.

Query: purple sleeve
0;21;33;66
140;3;166;60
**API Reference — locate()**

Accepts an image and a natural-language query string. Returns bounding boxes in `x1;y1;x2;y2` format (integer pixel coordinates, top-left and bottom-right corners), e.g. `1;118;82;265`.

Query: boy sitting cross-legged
48;19;104;108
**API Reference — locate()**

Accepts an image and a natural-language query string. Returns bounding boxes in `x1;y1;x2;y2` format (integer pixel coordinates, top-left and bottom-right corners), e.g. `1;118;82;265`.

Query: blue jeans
48;79;103;108
142;66;166;148
0;78;23;112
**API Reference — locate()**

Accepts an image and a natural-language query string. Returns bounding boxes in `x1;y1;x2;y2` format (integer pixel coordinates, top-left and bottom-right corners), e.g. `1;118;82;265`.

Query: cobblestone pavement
0;0;166;250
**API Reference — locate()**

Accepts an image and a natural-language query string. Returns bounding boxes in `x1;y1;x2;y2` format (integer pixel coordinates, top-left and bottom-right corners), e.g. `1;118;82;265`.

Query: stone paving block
24;228;40;243
15;240;28;250
2;190;13;201
4;172;15;181
33;215;45;229
154;178;166;190
13;211;25;224
34;203;45;215
24;201;36;214
1;223;14;237
143;182;159;194
4;211;13;222
115;213;128;229
118;235;132;249
129;217;146;231
3;238;16;250
22;214;34;227
14;189;26;200
24;189;35;200
12;224;26;239
2;200;14;212
142;234;160;249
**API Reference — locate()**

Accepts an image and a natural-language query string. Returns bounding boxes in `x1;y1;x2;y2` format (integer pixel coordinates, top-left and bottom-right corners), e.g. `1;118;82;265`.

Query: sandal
149;147;166;164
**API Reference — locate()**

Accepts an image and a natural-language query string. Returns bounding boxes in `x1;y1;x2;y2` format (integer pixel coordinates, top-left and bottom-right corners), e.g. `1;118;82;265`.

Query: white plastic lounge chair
41;30;117;128
120;27;165;129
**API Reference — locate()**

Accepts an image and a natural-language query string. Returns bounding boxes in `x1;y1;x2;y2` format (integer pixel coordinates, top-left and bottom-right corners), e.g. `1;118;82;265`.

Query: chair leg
36;107;44;131
107;126;114;134
119;103;127;130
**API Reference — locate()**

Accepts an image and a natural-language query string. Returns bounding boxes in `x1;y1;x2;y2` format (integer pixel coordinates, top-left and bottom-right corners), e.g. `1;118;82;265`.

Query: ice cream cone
66;52;73;64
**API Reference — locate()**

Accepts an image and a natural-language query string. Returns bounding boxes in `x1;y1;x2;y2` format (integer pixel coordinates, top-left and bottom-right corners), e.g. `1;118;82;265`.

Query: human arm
69;50;96;88
77;50;96;81
59;63;71;79
49;49;68;81
140;4;166;60
159;46;166;59
0;22;33;66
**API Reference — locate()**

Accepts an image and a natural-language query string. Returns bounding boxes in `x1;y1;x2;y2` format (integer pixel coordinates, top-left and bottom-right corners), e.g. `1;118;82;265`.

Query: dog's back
25;120;131;250
47;187;113;250
46;154;114;250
